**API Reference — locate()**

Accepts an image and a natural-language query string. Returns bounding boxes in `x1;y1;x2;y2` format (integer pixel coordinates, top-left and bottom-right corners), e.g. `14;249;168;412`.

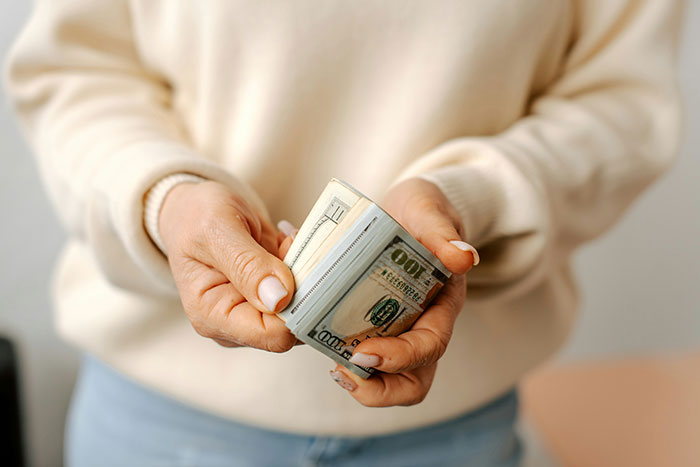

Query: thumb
200;217;296;313
403;208;479;275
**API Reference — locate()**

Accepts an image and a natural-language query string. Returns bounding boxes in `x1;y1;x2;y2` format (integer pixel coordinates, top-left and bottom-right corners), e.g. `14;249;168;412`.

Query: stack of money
280;179;451;378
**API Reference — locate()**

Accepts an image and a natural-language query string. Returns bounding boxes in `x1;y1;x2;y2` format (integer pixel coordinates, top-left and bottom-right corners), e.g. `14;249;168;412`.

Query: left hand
328;177;478;407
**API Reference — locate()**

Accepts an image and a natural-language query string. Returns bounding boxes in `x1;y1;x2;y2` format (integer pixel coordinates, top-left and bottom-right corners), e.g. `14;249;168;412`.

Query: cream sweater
6;0;682;435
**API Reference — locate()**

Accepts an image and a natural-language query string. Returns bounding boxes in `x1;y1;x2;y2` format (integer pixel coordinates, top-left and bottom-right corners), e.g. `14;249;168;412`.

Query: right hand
159;180;297;352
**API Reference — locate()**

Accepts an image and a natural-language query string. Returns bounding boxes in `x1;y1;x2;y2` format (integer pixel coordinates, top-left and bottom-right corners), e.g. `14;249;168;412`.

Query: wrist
144;173;206;255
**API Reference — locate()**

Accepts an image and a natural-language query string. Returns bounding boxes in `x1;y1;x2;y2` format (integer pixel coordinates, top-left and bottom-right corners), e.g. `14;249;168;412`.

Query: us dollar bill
296;234;449;378
280;179;451;378
284;180;361;276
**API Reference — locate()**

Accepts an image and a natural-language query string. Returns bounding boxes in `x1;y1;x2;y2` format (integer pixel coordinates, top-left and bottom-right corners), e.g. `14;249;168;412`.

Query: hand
328;178;477;406
159;180;297;352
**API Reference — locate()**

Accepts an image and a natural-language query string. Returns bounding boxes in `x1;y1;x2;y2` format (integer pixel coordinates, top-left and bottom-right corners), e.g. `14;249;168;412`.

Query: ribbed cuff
393;137;546;249
144;173;206;255
89;139;269;294
417;164;503;246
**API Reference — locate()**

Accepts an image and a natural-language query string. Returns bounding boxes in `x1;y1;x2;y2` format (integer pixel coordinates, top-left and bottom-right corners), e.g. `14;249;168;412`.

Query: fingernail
257;276;288;312
349;352;382;368
290;229;298;240
277;220;297;237
329;370;357;392
449;240;480;266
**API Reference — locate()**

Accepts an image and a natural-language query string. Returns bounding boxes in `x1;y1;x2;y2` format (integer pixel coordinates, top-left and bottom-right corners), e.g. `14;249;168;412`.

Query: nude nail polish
329;370;357;392
349;352;382;368
449;240;480;266
277;220;297;237
257;276;287;312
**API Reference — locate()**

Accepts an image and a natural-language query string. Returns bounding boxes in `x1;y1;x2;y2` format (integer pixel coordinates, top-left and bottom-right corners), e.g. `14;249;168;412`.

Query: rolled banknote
280;179;451;378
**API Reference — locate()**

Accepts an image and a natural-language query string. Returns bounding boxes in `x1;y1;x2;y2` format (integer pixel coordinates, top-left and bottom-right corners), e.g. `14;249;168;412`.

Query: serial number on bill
381;269;423;302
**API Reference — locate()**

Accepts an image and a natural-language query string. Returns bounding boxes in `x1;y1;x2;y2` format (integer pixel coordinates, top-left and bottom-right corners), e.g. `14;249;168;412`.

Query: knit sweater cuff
144;173;207;255
416;164;503;246
87;139;271;294
397;138;543;246
392;138;549;290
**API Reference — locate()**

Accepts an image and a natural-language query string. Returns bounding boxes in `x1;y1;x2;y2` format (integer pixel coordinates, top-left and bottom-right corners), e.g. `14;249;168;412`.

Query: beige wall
1;2;698;465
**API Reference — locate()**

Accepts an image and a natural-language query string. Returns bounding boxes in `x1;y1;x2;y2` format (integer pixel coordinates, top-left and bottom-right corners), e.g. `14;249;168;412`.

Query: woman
6;0;682;465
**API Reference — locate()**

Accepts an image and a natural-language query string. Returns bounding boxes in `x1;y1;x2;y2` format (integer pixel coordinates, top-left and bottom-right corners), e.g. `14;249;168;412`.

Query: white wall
0;2;698;466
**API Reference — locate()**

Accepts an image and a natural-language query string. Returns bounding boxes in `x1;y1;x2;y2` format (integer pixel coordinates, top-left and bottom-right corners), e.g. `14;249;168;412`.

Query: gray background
1;2;698;466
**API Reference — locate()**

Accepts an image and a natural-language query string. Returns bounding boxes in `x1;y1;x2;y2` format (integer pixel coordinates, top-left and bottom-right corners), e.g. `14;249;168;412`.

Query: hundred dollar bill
280;179;451;378
284;181;361;278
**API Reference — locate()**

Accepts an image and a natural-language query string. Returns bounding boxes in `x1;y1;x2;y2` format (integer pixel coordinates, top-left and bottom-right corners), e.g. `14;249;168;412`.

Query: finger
192;213;295;313
276;219;298;260
198;283;297;352
213;294;297;352
277;219;297;237
212;338;239;348
278;235;294;260
259;219;282;256
347;274;466;373
175;259;297;352
276;231;286;247
402;207;478;275
277;220;298;249
329;364;437;407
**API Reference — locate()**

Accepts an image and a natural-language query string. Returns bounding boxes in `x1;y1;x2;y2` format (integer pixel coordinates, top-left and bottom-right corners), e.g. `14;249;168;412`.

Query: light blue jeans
66;355;522;467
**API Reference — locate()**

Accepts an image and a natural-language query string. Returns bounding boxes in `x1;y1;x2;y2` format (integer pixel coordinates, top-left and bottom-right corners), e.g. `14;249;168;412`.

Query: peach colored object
521;353;700;467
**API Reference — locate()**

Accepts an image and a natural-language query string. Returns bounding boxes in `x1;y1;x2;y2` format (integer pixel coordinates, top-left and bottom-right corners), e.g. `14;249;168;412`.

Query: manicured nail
257;276;288;312
290;229;298;240
449;240;480;266
329;370;357;392
277;220;297;237
349;352;382;368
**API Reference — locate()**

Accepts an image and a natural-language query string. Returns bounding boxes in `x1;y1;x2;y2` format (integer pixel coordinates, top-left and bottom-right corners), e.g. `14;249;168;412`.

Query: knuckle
213;338;237;348
383;343;417;373
351;383;389;408
430;336;449;364
229;249;262;286
396;338;430;371
186;305;217;340
356;394;384;408
402;390;428;406
422;330;449;365
190;319;212;339
410;343;428;368
264;334;296;353
400;379;430;407
179;278;211;312
179;290;198;316
389;357;414;374
184;292;212;324
439;334;450;356
437;329;452;357
384;331;450;373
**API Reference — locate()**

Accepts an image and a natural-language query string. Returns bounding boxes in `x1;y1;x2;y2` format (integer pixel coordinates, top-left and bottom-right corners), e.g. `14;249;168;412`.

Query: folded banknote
280;179;451;378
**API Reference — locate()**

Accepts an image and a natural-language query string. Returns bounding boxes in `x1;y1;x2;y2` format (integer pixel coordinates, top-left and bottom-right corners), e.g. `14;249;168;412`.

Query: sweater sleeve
4;1;269;296
397;0;684;302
